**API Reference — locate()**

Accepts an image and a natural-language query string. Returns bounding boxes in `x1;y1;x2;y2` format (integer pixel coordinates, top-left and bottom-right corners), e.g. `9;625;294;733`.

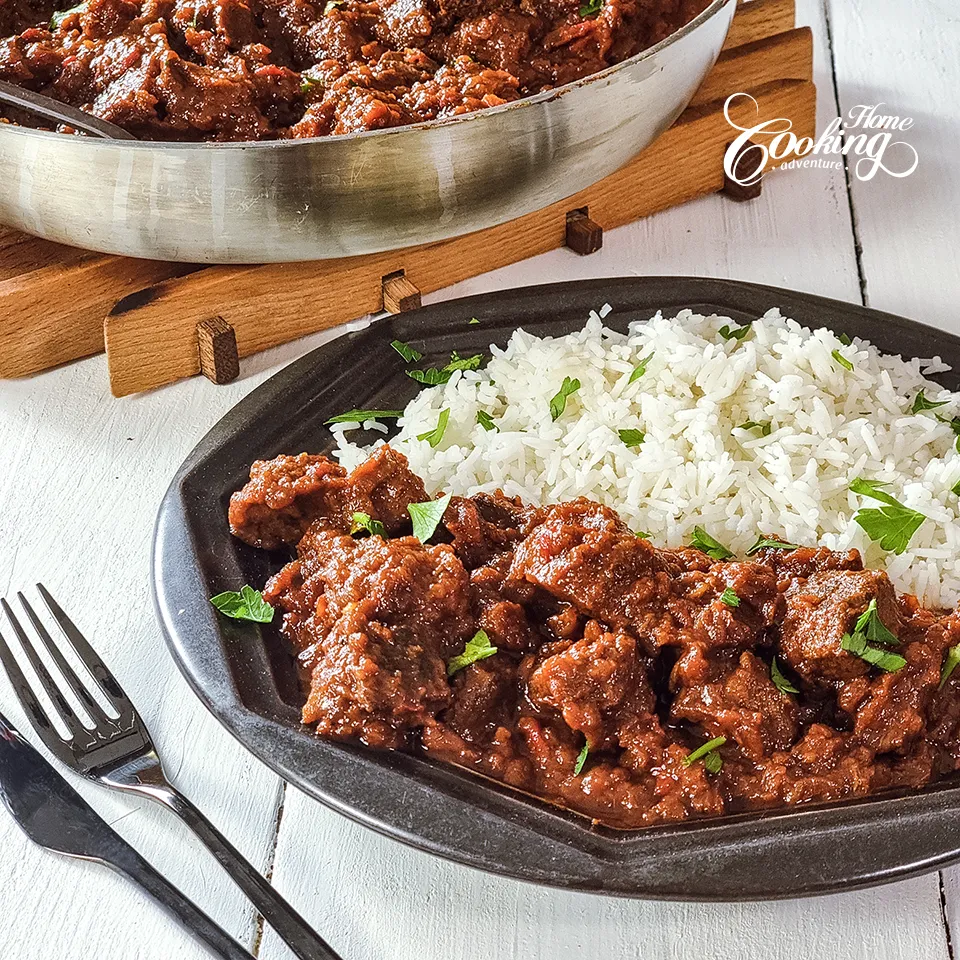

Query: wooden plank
105;77;816;396
723;0;796;51
0;256;189;377
690;25;813;107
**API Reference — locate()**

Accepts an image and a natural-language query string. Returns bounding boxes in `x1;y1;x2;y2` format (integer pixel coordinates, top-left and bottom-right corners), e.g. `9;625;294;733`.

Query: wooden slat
691;26;812;106
723;0;796;51
0;257;190;377
104;77;816;396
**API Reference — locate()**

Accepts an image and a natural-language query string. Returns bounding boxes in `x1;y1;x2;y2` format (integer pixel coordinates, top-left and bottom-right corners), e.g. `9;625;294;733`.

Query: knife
0;709;254;960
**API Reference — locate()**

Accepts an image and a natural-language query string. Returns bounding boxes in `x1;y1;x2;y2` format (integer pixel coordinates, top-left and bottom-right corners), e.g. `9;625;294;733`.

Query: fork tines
0;585;140;770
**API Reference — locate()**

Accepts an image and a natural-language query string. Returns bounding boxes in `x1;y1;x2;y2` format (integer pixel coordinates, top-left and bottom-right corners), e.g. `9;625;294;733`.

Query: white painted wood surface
0;1;956;957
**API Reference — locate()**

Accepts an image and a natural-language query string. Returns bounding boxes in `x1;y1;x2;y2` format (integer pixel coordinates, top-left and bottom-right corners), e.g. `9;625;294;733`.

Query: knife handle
104;839;254;960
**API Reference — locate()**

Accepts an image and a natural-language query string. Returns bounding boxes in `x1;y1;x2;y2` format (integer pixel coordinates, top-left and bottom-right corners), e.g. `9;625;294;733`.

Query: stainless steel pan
0;0;735;263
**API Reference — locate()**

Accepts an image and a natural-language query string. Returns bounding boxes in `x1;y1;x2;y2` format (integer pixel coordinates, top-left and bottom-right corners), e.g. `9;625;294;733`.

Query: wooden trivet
0;0;813;396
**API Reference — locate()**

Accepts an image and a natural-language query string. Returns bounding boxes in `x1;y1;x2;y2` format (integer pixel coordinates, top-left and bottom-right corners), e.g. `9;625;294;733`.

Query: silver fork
0;584;342;960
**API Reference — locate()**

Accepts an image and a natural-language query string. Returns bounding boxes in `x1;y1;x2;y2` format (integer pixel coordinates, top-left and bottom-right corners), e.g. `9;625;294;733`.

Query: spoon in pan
0;78;136;139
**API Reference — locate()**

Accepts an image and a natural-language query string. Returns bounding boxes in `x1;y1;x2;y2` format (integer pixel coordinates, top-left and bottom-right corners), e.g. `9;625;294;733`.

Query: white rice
332;306;960;608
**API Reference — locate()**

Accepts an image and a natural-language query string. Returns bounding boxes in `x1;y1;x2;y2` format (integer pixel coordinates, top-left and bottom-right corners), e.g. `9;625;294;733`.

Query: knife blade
0;709;254;960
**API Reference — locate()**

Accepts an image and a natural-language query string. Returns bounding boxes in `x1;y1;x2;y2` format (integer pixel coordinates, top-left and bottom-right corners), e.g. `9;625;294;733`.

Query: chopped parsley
325;409;402;424
350;512;385;538
837;333;852;346
720;588;740;608
690;526;734;561
574;742;589;775
618;428;645;447
952;477;960;497
736;420;772;436
300;74;323;95
940;645;960;690
912;389;949;413
840;598;905;672
50;2;86;28
937;414;960;453
209;585;274;624
841;632;906;672
849;477;926;555
683;736;726;771
446;351;483;372
408;492;452;542
447;629;497;676
549;377;581;421
407;367;451;386
636;531;651;539
476;410;498;432
628;352;654;383
719;323;751;342
390;339;422;363
579;0;601;16
832;348;854;371
416;408;450;448
746;536;801;556
407;351;484;385
468;317;480;325
770;657;799;695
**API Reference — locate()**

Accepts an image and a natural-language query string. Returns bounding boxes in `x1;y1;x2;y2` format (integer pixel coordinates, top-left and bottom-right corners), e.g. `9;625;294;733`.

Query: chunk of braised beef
230;446;426;549
778;569;901;683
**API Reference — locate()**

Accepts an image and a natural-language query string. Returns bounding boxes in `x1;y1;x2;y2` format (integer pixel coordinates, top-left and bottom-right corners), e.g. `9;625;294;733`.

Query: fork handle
105;844;254;960
152;786;343;960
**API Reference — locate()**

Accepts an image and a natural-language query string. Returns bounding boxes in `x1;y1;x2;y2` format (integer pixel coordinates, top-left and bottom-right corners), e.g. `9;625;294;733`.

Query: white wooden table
1;1;958;957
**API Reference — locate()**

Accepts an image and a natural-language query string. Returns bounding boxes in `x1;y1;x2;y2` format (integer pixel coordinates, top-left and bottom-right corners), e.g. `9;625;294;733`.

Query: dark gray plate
153;277;960;901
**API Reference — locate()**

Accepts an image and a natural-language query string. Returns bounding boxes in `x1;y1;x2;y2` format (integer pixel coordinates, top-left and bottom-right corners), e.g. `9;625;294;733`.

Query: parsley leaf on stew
325;409;402;424
720;588;740;608
912;389;949;413
476;410;498;432
447;629;498;676
390;339;422;363
852;598;899;646
736;421;772;436
849;477;926;555
417;408;450;448
840;600;905;672
618;428;645;447
628;352;654;383
841;631;906;672
703;751;723;774
690;526;734;561
770;657;799;695
210;585;274;623
940;645;960;690
746;536;801;556
574;742;589;775
549;377;581;421
579;0;601;16
350;512;385;538
300;74;323;95
408;492;452;542
683;736;726;769
50;2;86;28
832;348;854;371
718;324;750;342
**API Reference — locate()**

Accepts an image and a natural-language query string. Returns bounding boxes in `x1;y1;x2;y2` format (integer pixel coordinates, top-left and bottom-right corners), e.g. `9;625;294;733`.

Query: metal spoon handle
0;78;136;139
